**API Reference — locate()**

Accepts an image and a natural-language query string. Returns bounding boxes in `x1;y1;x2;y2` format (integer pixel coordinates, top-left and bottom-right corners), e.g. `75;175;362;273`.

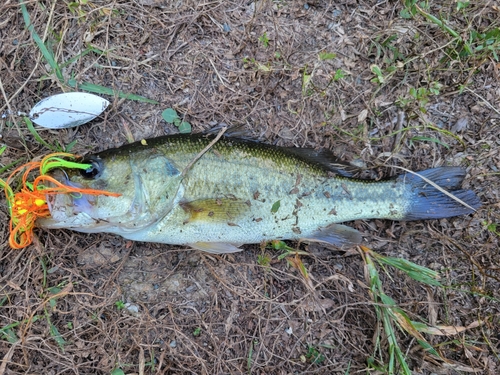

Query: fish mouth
37;149;186;235
37;169;106;231
37;169;165;234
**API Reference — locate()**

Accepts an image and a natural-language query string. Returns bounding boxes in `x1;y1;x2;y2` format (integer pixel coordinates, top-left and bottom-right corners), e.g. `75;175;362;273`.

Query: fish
38;134;482;253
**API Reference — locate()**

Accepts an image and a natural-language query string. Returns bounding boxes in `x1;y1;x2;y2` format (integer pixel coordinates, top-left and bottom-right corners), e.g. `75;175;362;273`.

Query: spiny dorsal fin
204;124;256;140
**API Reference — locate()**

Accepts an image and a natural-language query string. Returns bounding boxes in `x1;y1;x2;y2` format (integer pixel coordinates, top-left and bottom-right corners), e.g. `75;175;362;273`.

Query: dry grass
1;0;499;374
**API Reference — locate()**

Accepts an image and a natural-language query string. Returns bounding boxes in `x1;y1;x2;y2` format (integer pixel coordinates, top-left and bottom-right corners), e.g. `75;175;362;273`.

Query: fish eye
80;158;102;179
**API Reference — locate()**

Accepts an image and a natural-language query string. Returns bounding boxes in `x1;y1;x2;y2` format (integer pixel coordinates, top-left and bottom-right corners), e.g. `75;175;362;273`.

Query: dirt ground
0;0;499;374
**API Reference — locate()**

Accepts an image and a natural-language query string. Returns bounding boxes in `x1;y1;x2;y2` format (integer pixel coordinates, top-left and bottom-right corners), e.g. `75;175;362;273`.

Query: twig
463;87;500;116
0;62;39;115
182;126;227;178
391;110;405;153
0;72;13;115
0;340;18;375
208;58;236;92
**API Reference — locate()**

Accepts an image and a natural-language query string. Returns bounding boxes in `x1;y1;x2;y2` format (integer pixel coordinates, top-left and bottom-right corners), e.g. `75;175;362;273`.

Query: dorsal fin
204;124;257;141
283;147;359;177
205;126;360;177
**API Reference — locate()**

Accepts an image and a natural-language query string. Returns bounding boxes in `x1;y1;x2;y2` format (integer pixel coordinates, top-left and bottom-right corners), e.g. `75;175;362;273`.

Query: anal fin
188;242;243;254
305;224;362;248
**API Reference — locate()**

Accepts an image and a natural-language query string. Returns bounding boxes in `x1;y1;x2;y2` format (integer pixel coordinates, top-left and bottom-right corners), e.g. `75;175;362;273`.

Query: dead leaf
358;109;368;123
451;117;468;133
419;320;484;335
6;280;21;291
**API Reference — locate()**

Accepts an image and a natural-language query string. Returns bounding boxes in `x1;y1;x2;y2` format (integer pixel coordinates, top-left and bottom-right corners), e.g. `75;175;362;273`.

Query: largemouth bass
39;134;481;253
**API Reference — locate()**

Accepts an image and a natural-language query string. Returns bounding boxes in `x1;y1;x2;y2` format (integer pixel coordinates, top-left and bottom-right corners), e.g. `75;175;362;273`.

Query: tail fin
399;167;481;220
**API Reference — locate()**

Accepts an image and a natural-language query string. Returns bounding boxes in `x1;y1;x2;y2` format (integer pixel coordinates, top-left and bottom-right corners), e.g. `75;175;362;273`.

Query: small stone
124;303;140;316
223;23;231;32
169;340;177;348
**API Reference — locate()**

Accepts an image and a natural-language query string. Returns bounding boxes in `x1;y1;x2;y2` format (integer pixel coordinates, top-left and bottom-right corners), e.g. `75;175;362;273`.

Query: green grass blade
1;315;41;343
64;139;78;152
427;125;467;148
414;4;460;38
410;136;450;149
364;252;419;374
405;270;442;287
24;117;59;151
393;344;411;375
343;360;351;375
247;340;254;373
416;338;440;357
0;158;25;174
48;319;67;350
1;327;19;343
371;252;442;287
19;1;64;82
59;46;96;68
67;78;159;104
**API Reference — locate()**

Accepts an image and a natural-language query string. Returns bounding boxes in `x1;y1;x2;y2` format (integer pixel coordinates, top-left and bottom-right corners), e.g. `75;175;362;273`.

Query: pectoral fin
180;198;249;223
305;224;362;247
188;242;243;254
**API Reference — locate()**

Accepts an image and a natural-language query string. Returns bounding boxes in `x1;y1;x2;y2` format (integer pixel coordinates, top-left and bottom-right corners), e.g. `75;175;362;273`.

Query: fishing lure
0;153;120;249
